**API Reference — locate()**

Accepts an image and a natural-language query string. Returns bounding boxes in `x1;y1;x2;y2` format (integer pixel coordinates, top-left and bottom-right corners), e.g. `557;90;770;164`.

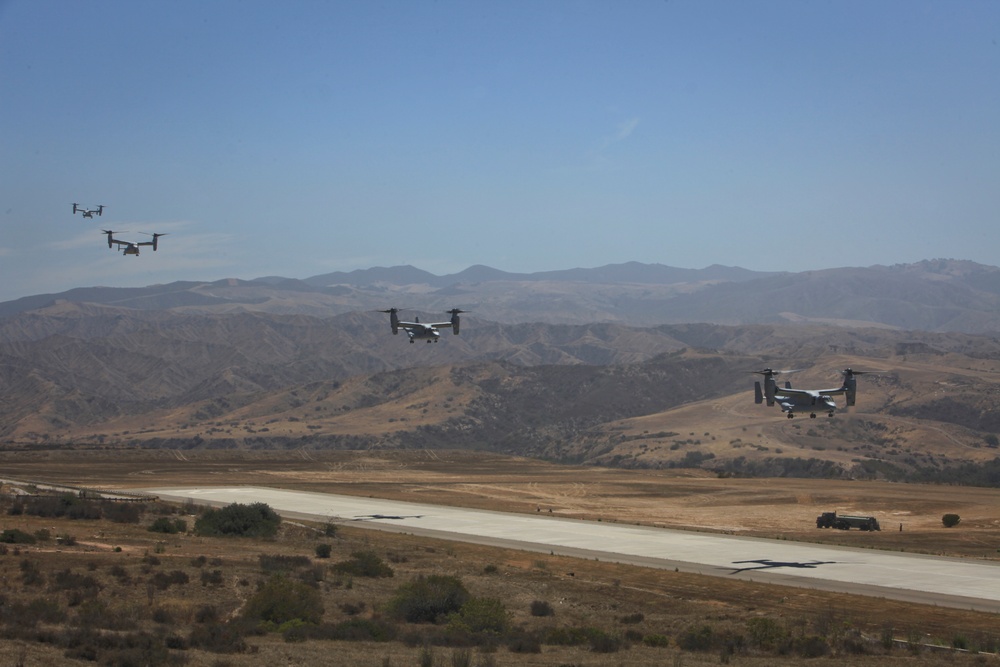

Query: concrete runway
144;486;1000;613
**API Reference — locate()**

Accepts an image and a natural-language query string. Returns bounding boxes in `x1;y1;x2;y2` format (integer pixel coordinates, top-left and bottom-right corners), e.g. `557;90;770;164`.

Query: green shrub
332;550;394;578
1;528;36;544
194;502;281;538
148;517;179;534
942;513;961;528
677;625;717;651
589;629;624;653
315;543;332;559
448;597;509;634
544;626;604;646
387;575;470;624
643;633;670;647
747;617;787;650
794;635;830;657
242;575;324;626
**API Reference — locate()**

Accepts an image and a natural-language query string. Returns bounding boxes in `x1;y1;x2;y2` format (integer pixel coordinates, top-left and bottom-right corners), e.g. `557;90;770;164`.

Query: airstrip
143;485;1000;614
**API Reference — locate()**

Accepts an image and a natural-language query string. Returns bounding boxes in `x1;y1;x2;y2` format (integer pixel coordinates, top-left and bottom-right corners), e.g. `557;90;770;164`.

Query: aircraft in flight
73;203;105;218
102;230;168;256
380;308;466;343
752;368;871;418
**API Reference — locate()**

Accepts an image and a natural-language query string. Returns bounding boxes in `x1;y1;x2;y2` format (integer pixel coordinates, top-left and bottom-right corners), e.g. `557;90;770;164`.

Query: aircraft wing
400;320;453;331
775;387;844;399
774;387;817;398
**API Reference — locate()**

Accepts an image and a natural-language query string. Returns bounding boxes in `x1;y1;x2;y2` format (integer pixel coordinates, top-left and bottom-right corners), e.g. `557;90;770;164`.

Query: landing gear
786;413;794;419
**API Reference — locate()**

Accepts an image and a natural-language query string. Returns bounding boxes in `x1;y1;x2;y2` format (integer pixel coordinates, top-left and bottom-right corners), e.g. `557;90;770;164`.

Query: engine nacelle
447;308;464;335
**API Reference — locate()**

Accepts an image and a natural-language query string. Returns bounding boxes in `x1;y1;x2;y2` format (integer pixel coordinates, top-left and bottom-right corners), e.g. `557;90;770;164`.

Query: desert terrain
4;448;998;558
2;449;1000;666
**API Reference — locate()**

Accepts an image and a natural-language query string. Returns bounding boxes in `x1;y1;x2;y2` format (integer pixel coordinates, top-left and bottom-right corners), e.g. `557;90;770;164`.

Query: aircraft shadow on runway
350;514;425;521
727;559;837;574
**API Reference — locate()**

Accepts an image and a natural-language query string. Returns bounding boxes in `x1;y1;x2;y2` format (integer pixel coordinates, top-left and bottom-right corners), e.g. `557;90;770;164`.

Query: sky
1;0;998;303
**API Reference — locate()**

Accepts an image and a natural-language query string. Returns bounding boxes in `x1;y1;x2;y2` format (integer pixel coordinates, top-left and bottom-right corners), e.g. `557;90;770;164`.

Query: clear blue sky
2;0;998;302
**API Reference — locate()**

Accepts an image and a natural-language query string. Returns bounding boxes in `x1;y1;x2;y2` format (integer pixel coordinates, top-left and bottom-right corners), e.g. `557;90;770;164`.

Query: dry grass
2;448;1000;665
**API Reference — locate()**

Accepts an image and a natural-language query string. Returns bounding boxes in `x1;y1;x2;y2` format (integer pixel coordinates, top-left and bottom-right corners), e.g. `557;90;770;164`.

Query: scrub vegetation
0;490;996;666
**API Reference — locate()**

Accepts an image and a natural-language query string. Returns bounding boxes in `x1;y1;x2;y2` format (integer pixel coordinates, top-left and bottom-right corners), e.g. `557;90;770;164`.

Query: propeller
749;368;801;377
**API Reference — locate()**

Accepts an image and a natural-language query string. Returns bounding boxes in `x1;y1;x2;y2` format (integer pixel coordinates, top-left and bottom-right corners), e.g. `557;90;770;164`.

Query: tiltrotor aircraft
102;230;168;256
752;368;871;418
380;308;465;343
73;203;105;218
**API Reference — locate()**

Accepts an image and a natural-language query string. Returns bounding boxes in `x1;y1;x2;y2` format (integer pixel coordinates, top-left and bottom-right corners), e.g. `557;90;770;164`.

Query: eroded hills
2;260;1000;484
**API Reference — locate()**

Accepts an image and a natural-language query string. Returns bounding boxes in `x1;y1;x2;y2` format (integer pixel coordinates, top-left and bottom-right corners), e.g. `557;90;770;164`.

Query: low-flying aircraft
102;230;168;256
73;203;105;218
379;308;466;343
752;368;871;418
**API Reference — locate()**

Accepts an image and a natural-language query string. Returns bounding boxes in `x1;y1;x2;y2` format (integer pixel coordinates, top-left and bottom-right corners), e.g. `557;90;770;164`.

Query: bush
194;502;281;538
315;543;332;559
102;502;143;524
1;528;37;544
259;553;312;573
151;570;190;590
387;575;470;624
448;597;509;634
506;630;542;653
332;550;394;578
188;621;248;653
201;569;224;587
643;633;671;647
149;517;181;534
677;625;717;652
942;513;961;528
242;575;324;626
530;600;554;617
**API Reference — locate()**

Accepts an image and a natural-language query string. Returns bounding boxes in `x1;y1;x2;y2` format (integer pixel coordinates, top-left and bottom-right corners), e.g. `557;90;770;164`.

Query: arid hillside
3;318;1000;483
2;259;1000;483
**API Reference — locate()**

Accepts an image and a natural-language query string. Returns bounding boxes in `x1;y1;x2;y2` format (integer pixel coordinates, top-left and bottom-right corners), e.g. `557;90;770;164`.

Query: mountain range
4;258;1000;332
2;258;1000;482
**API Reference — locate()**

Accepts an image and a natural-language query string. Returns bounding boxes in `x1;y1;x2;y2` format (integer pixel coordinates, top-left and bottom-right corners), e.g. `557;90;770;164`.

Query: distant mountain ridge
2;259;999;333
299;261;771;288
